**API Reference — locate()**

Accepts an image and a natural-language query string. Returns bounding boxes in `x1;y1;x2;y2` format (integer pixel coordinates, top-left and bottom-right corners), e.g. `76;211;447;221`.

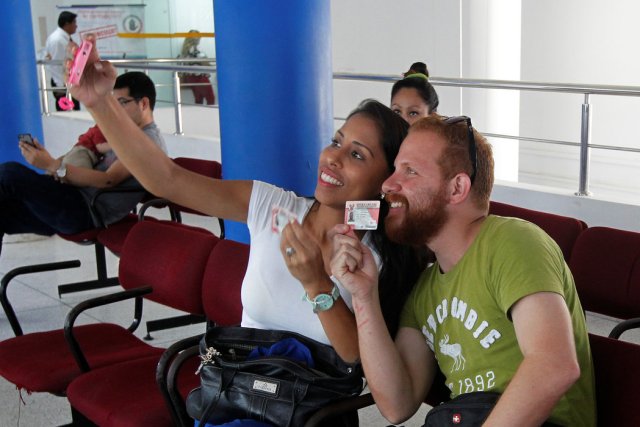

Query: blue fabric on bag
247;337;315;368
194;338;315;427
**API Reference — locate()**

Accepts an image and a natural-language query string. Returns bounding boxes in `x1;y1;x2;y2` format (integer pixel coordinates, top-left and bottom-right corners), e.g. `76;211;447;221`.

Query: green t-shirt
400;215;596;426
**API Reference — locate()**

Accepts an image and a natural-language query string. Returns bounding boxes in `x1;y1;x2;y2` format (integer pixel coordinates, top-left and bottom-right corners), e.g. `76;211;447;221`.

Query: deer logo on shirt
439;334;466;372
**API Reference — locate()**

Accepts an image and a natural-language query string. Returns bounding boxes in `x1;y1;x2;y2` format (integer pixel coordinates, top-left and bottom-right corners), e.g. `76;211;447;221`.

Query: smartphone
67;40;93;85
18;133;36;147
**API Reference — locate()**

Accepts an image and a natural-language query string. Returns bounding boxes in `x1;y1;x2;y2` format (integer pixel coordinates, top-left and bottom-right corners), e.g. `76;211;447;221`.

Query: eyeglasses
443;115;477;184
117;97;138;106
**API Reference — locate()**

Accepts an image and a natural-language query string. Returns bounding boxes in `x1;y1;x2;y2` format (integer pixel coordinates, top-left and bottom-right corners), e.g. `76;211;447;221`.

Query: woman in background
178;29;216;105
391;71;439;125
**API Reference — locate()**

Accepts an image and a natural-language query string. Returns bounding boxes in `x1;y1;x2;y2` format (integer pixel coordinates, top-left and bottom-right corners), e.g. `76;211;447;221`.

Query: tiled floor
0;212;638;426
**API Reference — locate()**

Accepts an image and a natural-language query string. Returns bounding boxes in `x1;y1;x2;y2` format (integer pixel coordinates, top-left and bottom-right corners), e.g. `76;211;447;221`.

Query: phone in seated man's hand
18;133;37;148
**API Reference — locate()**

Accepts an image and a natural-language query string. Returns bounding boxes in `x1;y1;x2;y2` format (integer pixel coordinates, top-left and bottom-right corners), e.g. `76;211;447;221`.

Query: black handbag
185;326;365;427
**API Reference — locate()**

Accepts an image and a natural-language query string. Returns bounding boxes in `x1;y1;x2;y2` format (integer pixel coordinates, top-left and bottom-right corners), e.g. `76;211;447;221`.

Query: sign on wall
64;5;146;59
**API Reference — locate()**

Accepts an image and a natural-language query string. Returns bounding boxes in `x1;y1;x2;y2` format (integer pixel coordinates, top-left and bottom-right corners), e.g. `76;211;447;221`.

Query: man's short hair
411;116;494;210
58;11;77;28
114;71;157;110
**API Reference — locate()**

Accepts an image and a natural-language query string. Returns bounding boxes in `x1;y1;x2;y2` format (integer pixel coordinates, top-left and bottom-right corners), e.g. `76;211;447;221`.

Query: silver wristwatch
303;283;341;313
56;164;67;179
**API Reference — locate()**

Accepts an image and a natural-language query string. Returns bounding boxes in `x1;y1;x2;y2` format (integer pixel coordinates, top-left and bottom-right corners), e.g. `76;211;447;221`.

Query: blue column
0;0;44;165
214;0;333;242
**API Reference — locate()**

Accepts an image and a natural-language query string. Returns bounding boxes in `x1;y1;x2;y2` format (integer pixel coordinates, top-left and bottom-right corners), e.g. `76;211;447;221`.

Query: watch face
313;293;334;311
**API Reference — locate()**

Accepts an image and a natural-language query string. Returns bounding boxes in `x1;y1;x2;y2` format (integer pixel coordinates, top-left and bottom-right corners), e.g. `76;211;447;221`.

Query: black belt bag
423;391;561;426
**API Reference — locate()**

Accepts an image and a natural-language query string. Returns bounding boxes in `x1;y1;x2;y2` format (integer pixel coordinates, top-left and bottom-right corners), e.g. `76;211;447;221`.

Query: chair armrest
157;334;203;427
63;286;152;372
138;197;183;222
304;392;375;427
1;260;81;337
609;317;640;339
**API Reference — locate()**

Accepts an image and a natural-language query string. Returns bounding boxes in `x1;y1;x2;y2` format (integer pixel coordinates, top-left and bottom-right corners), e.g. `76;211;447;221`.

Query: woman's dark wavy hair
346;99;429;337
391;76;440;114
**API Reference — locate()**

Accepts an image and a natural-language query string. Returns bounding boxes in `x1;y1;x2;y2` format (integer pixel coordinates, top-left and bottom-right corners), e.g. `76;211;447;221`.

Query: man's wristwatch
303;283;341;313
56;164;67;180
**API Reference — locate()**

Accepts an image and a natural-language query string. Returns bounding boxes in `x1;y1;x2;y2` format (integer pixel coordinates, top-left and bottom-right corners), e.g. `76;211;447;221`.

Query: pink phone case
68;40;93;85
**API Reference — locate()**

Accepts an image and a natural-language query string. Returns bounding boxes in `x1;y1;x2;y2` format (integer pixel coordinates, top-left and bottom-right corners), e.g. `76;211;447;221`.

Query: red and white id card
344;200;380;230
271;205;297;234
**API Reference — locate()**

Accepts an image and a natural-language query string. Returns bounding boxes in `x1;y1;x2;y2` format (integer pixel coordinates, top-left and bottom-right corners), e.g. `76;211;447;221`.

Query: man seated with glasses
329;115;596;426
0;72;166;251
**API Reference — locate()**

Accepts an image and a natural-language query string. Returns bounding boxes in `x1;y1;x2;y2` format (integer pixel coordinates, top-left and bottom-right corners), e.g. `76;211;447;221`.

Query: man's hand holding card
344;200;380;230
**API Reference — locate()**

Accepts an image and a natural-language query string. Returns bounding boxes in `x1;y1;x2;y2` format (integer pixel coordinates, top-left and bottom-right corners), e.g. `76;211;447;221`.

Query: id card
271;205;296;234
345;200;380;230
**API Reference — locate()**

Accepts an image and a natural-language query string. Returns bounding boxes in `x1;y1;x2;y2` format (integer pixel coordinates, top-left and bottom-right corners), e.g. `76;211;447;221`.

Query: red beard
384;186;449;246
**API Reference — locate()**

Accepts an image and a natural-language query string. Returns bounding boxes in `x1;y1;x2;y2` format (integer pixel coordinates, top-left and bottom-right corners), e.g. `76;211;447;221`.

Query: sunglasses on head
442;115;477;184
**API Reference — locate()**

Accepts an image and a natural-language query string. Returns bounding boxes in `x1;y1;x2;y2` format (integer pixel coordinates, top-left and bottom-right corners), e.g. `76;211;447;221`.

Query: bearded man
329;115;596;427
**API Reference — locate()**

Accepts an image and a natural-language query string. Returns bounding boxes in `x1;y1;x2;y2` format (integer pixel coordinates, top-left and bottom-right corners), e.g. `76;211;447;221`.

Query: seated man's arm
59;160;130;188
20;139;130;188
483;292;580;427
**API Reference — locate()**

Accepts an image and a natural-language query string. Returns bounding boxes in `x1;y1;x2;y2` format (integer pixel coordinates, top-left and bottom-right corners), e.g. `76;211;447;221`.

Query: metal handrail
335;73;640;97
37;58;217;136
36;59;640;196
335;73;640;196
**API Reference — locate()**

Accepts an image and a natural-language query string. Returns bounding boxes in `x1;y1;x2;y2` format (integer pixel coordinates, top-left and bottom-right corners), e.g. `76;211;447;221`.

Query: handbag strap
199;368;237;424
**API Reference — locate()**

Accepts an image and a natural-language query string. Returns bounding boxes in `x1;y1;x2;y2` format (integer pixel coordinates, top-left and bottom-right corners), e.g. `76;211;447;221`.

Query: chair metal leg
58;243;119;297
143;313;206;340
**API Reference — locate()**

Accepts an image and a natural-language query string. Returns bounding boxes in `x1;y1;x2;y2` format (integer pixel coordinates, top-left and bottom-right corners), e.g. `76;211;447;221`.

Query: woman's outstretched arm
69;34;251;222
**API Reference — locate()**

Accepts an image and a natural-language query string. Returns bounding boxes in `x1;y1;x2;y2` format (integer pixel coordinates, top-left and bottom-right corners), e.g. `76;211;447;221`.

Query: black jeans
0;162;94;239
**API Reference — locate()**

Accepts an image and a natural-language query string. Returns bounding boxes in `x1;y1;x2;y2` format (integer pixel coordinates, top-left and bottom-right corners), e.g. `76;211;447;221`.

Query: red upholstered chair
589;333;640;426
569;226;640;338
1;158;223;334
57;186;152;297
489;201;587;261
66;238;249;427
0;221;218;423
50;157;221;298
130;158;225;339
0;187;152;337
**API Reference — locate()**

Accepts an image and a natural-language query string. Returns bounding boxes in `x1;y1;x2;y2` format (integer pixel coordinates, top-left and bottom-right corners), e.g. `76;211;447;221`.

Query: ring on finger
285;247;296;257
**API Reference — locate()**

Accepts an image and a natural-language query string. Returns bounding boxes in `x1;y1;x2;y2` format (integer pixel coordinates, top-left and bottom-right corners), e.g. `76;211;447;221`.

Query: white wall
519;0;640;203
331;0;462;119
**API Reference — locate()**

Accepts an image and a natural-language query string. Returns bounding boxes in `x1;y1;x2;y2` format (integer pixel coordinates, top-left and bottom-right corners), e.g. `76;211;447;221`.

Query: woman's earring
380;192;386;200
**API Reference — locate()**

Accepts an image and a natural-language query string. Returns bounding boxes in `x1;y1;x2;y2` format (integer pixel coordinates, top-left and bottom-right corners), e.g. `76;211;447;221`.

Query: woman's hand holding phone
66;34;118;109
